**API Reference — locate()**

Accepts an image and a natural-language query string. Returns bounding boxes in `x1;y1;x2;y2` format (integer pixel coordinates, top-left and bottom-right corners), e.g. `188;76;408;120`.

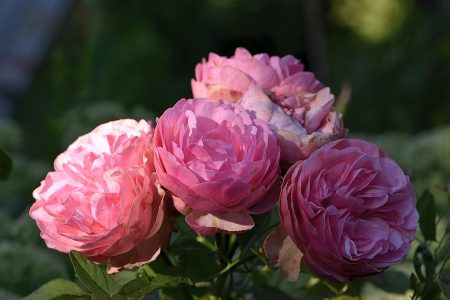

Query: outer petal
201;65;254;95
263;225;303;282
107;234;161;274
272;72;323;96
191;79;210;98
185;211;255;236
240;84;309;164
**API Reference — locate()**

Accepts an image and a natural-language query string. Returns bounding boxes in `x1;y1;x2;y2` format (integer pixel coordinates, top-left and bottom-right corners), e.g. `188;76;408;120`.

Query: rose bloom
153;98;280;235
191;47;345;165
30;120;167;273
269;139;418;282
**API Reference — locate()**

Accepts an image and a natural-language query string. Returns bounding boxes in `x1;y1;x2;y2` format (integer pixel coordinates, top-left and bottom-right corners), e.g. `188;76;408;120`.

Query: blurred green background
0;0;449;298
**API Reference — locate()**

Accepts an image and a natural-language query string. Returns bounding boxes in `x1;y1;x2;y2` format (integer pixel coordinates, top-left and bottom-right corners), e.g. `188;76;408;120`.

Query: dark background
12;0;450;160
0;0;449;298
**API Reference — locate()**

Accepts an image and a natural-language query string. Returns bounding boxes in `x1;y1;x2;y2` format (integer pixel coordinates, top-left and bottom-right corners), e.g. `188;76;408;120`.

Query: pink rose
153;98;280;235
265;139;418;282
30;119;167;273
191;47;345;165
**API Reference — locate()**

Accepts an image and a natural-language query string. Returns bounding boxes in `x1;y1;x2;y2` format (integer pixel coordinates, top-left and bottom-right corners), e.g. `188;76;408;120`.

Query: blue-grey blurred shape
0;0;70;118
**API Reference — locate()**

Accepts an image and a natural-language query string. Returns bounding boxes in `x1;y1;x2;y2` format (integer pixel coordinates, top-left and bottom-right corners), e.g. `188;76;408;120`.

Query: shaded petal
107;234;161;274
185;211;255;236
263;225;303;282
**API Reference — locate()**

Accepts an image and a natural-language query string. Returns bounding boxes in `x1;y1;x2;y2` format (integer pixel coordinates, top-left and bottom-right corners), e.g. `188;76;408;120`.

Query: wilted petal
185;211;255;235
263;225;303;282
107;234;161;274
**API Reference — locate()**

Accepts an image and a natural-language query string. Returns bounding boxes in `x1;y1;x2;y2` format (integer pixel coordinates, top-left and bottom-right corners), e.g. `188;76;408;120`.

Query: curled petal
107;235;161;274
263;225;303;282
185;211;255;236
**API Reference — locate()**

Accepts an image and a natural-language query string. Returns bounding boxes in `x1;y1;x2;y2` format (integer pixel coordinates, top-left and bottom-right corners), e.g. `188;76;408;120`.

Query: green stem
223;233;230;254
227;235;239;259
216;233;223;250
250;248;269;266
205;254;256;281
214;233;233;298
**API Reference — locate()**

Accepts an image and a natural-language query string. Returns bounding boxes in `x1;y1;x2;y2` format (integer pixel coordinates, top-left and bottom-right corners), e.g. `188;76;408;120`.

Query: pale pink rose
265;139;418;282
30;120;167;273
191;47;345;165
153;98;280;235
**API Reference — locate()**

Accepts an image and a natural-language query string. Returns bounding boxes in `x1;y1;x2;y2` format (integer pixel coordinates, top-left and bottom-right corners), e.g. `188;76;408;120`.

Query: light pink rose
30;119;167;273
153;98;280;235
265;139;418;282
191;47;345;165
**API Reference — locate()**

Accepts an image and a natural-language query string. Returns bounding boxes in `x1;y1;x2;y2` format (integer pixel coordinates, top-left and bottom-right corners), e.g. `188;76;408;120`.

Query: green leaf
119;267;192;299
368;269;410;294
417;189;436;241
439;268;450;299
0;147;12;180
22;279;88;300
150;273;192;289
69;251;122;298
168;240;221;281
111;270;137;287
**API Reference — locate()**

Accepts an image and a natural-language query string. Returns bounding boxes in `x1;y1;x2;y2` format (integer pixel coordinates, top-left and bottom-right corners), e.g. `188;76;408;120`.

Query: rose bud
192;47;345;166
153;98;280;235
264;139;418;282
30;120;168;273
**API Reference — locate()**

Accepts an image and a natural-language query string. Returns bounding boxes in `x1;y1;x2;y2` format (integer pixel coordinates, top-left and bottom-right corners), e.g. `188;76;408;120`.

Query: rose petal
185;210;255;235
263;225;303;282
107;234;162;274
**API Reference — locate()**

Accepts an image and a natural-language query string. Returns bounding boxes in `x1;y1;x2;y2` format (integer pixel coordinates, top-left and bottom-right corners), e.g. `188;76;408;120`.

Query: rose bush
153;98;280;235
192;47;345;165
267;139;419;282
24;46;437;300
30;119;167;273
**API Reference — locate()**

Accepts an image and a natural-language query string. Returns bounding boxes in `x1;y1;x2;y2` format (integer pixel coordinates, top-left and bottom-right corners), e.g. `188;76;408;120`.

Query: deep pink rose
30;120;167;273
191;47;345;165
266;139;418;282
153;98;280;235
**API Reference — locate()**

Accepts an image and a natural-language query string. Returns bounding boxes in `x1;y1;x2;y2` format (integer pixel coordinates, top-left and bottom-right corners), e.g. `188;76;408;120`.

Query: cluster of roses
30;48;418;282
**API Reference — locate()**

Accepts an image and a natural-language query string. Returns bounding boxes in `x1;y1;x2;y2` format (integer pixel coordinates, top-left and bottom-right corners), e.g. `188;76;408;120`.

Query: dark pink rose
153;98;280;235
30;120;167;273
266;139;418;282
192;47;345;165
